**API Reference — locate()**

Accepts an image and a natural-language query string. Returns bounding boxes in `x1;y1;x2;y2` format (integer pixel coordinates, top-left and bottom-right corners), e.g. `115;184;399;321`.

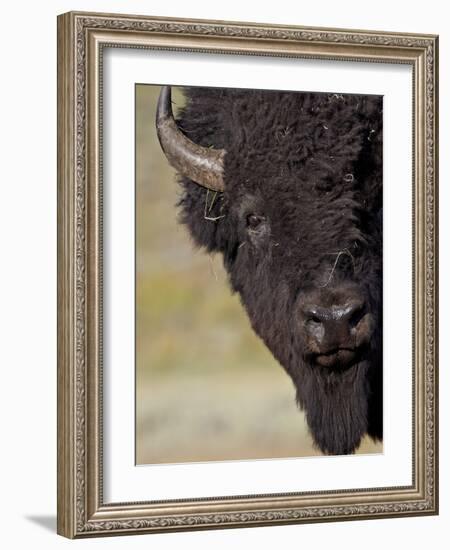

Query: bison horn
156;86;225;192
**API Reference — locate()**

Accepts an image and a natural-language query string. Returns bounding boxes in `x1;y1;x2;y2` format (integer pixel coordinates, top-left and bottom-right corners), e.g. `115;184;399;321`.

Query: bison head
156;85;383;455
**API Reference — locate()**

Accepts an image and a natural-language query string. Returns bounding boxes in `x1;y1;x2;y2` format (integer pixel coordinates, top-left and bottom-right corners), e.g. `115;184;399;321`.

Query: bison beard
155;85;383;455
295;362;370;455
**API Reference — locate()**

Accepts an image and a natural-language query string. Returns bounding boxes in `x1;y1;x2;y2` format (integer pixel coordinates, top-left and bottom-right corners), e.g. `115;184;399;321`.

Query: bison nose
302;299;366;351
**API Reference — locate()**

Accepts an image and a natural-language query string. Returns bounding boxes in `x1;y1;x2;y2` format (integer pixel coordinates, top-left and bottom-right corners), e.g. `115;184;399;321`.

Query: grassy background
135;84;382;464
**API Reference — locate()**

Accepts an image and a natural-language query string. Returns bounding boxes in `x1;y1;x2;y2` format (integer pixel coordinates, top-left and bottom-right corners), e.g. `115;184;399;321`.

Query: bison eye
246;214;265;230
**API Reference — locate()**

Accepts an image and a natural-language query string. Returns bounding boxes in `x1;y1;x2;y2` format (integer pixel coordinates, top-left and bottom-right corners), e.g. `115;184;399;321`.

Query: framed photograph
57;11;439;538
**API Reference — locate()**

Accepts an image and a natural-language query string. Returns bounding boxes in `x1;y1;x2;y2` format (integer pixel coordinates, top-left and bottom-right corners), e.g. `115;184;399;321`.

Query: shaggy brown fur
171;87;383;455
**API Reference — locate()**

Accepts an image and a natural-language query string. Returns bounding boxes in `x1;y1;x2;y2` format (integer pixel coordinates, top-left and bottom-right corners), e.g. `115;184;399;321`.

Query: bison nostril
332;300;365;325
349;304;366;328
304;313;325;343
308;315;322;324
302;305;326;324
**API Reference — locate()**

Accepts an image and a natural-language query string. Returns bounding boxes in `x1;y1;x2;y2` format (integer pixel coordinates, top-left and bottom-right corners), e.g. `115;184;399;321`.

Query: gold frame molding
57;11;439;539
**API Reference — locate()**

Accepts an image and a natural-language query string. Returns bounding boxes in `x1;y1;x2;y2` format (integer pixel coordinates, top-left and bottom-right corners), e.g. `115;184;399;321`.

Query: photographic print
136;84;383;464
57;12;438;538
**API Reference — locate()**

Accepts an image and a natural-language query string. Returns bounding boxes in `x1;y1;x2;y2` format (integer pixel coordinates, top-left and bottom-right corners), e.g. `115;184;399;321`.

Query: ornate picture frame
57;11;438;538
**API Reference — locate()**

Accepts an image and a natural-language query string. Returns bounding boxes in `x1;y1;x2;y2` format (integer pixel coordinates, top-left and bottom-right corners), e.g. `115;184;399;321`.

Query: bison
155;85;383;455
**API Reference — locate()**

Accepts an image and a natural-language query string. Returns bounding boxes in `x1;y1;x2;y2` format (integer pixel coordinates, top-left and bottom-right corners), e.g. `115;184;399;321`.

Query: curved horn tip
156;85;172;125
155;86;226;193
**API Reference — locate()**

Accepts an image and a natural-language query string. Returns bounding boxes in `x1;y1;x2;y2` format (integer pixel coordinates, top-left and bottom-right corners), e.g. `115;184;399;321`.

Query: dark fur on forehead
173;86;383;455
176;87;382;256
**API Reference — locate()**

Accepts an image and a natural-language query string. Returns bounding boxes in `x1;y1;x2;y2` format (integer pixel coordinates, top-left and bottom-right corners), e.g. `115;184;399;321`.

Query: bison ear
177;177;231;255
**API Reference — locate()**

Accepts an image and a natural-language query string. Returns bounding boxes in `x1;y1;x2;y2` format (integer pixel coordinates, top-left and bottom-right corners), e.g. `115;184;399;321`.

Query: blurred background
135;84;382;464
